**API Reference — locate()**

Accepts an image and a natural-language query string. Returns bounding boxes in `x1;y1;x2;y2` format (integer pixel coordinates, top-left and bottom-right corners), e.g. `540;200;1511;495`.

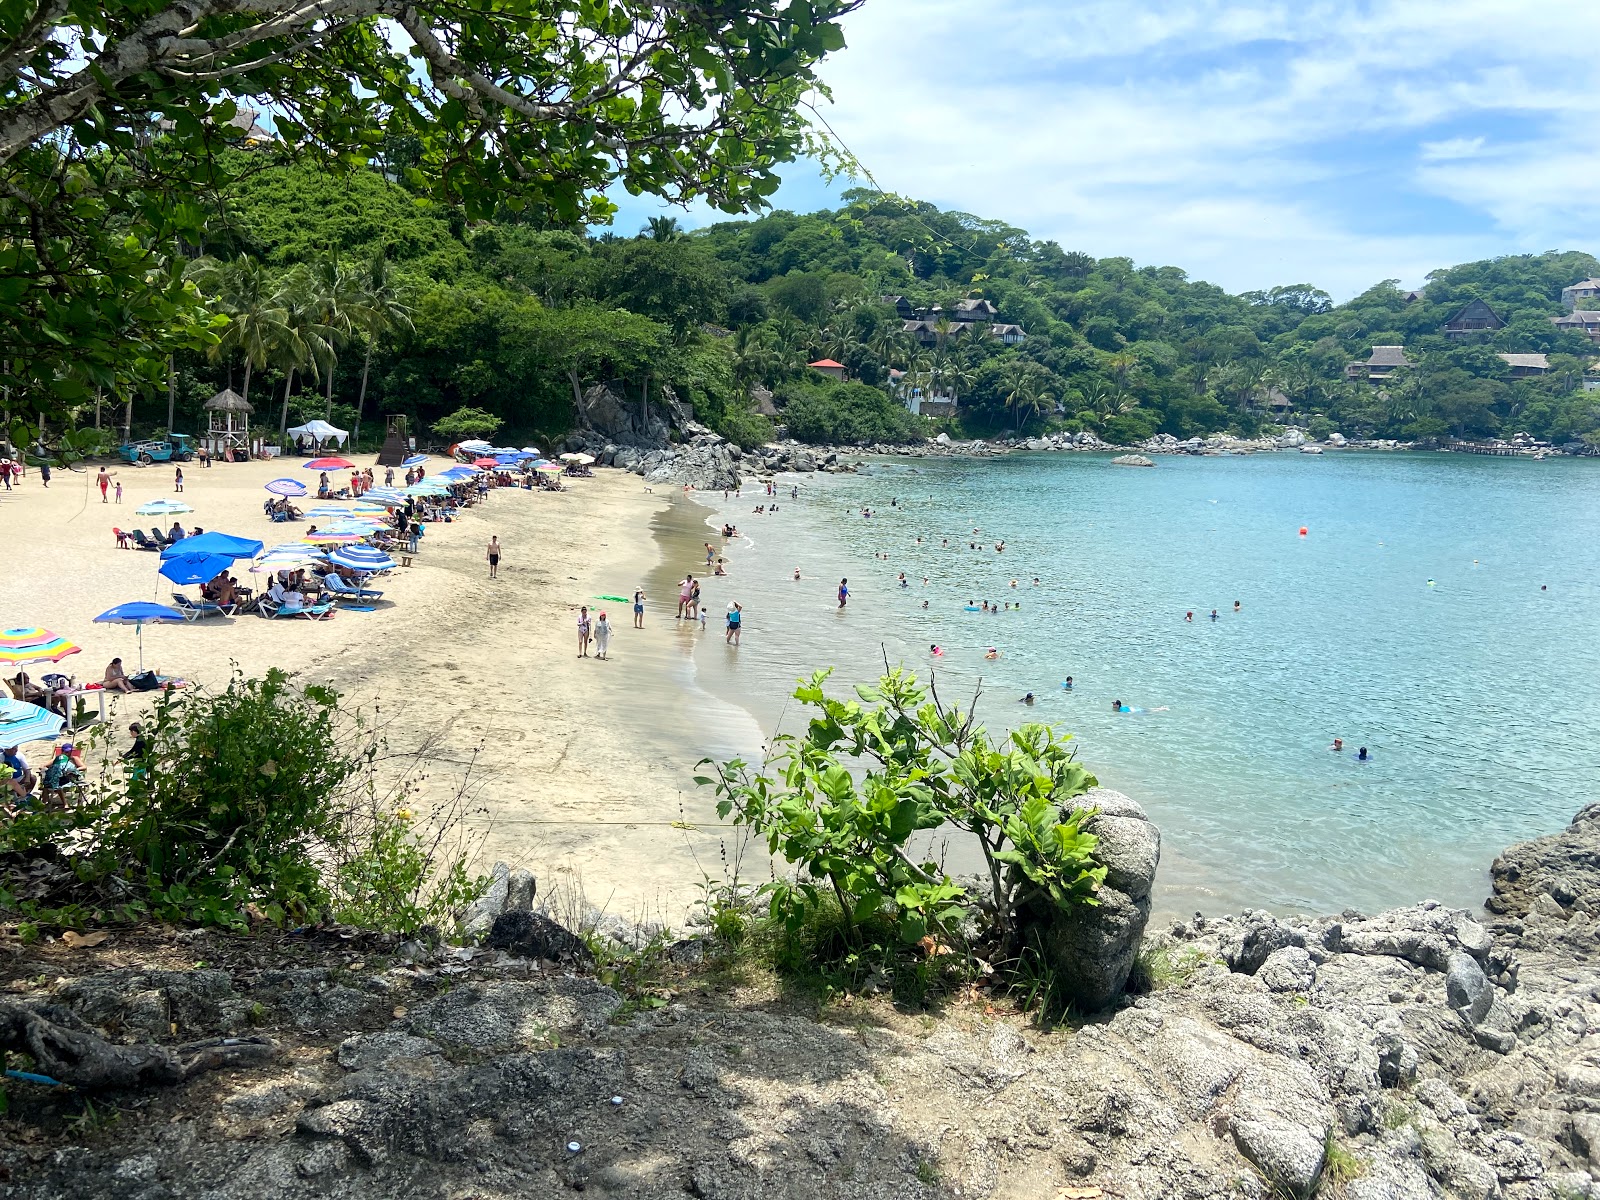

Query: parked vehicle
118;434;196;465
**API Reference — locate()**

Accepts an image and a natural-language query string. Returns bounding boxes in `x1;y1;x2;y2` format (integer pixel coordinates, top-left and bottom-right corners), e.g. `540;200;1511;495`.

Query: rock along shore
8;804;1600;1199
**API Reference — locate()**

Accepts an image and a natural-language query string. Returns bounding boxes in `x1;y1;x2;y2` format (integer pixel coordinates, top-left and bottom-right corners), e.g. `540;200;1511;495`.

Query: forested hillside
157;160;1600;449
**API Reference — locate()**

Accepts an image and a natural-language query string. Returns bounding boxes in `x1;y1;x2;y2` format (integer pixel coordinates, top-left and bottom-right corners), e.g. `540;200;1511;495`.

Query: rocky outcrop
1488;801;1600;917
1111;453;1155;467
15;812;1600;1199
1019;788;1159;1011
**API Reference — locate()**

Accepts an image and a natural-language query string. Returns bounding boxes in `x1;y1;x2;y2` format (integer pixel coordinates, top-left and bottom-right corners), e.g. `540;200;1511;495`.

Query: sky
605;0;1600;300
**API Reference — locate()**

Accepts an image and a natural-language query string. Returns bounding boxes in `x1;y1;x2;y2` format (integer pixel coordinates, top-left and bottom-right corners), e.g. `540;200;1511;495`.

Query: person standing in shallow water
837;578;849;609
632;588;646;629
487;536;501;579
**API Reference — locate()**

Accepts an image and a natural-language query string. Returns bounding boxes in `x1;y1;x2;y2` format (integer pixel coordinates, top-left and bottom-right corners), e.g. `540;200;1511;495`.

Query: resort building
808;358;849;381
1442;299;1505;340
1561;279;1600;311
1346;345;1416;382
1552;312;1600;344
1497;353;1550;378
951;298;999;323
879;295;915;320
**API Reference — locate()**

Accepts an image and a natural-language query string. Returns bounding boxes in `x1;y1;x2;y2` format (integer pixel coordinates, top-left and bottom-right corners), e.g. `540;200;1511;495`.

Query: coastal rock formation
1487;800;1600;917
15;811;1600;1199
1019;788;1159;1010
1111;453;1155;467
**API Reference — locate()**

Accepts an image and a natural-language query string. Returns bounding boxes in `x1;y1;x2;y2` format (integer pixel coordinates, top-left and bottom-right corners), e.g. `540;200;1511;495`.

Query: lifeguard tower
204;388;253;459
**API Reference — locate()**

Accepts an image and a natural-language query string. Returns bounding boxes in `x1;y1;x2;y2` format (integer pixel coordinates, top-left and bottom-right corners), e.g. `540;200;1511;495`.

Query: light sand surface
0;456;763;924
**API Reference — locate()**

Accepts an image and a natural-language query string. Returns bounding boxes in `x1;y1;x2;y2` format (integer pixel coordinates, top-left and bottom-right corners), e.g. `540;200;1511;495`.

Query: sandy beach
0;455;765;924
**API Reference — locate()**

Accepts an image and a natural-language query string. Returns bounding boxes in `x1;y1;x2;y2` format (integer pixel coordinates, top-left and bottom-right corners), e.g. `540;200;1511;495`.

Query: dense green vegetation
124;167;1600;450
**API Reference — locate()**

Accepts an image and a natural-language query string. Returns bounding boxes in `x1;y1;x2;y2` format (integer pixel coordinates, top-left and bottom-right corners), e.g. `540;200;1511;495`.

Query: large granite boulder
1488;802;1600;917
1017;788;1160;1011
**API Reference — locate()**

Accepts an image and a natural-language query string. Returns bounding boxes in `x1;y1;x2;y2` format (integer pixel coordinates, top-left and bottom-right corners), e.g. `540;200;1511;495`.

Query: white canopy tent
287;420;350;449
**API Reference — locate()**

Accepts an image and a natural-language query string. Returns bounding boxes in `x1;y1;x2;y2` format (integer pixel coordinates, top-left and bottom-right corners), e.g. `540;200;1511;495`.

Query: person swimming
1185;611;1193;622
793;568;801;580
930;644;944;657
1020;692;1035;705
1210;609;1219;620
1357;746;1369;761
1062;676;1073;689
984;647;999;660
1112;699;1122;711
1331;738;1344;752
921;599;929;609
1233;600;1241;612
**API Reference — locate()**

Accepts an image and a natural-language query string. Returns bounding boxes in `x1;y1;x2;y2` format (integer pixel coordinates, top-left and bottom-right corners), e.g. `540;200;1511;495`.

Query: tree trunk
323;354;336;421
279;369;295;437
166;355;176;433
122;393;132;443
568;368;585;426
641;374;650;432
93;389;101;429
353;337;373;448
241;359;252;410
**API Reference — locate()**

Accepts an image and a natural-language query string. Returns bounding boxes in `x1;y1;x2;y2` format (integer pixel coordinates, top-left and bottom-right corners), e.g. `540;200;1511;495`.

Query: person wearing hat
41;743;83;803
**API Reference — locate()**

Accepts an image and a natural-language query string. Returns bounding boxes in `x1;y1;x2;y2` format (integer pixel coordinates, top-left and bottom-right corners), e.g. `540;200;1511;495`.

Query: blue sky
605;0;1600;300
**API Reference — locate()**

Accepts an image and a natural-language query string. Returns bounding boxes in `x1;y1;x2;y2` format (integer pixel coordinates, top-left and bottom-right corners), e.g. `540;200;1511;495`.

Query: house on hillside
1553;311;1600;344
880;295;915;320
1346;345;1416;382
1442;299;1505;339
808;359;849;381
1497;352;1550;378
901;319;967;347
1561;279;1600;311
1261;387;1294;413
952;298;999;323
1403;289;1427;303
990;323;1027;345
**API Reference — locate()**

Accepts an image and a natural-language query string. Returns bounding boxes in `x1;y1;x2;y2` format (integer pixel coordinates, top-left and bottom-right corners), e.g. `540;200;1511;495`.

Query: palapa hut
203;388;253;459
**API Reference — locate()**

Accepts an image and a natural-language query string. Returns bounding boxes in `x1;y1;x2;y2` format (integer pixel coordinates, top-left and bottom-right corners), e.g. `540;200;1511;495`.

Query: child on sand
594;612;611;660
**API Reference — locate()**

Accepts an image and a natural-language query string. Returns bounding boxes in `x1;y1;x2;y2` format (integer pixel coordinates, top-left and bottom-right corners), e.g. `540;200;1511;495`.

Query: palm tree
645;216;682;242
349;255;413;447
271;267;334;438
192;255;283;414
999;363;1036;435
308;254;359;421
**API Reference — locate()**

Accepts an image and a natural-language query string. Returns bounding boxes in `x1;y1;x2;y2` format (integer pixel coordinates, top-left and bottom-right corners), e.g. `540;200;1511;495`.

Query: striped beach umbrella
329;547;397;573
401;454;428;467
0;628;82;667
300;531;368;545
0;697;65;748
303;505;358;519
303;457;355;471
264;478;308;497
404;483;449;497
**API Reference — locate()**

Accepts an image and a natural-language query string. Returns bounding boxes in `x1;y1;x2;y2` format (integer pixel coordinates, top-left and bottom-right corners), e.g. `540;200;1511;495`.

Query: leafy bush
698;668;1104;996
431;405;503;442
713;403;775;450
0;670;486;932
779;380;926;445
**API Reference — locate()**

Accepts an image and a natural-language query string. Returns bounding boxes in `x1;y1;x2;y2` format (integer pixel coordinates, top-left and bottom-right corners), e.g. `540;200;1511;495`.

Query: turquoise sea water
684;451;1600;917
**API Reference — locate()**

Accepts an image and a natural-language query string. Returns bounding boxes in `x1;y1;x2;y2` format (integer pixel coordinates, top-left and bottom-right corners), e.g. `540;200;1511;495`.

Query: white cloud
802;0;1600;297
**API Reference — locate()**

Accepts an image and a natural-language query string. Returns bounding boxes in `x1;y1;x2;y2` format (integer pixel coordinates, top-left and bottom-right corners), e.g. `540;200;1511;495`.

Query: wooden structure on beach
376;415;410;466
203;388;252;457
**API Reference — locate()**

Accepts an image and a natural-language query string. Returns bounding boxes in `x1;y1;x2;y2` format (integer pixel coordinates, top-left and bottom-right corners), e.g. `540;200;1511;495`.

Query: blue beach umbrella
401;454;428;467
264;478;308;497
159;553;236;586
161;531;264;560
93;601;185;671
0;697;64;749
329;547;397;573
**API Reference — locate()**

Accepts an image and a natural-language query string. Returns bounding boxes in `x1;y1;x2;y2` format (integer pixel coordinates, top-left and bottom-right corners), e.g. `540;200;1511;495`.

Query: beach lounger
323;579;384;603
171;593;234;620
257;598;334;621
128;529;160;551
149;527;174;548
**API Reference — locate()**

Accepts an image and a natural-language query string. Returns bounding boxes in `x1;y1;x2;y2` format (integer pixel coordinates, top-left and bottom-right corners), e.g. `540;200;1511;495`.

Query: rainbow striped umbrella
0;627;81;667
300;531;368;545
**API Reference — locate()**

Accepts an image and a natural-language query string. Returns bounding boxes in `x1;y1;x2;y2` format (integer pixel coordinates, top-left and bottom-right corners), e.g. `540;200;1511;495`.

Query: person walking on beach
633;588;646;629
594;611;611;660
39;462;50;488
199;444;211;468
114;480;122;504
725;602;742;645
577;605;592;657
837;578;849;609
487;536;501;579
173;466;184;493
96;467;111;502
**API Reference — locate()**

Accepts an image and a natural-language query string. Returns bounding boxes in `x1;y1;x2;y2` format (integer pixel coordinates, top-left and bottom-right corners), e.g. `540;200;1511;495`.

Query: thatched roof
1498;353;1550;370
204;388;253;413
1365;345;1414;368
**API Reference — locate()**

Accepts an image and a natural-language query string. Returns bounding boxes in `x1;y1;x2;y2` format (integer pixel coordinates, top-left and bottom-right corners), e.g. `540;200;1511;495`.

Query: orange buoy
1299;526;1308;536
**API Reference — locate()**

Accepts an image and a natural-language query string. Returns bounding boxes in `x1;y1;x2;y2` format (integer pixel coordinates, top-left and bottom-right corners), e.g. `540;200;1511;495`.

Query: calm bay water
682;450;1600;918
